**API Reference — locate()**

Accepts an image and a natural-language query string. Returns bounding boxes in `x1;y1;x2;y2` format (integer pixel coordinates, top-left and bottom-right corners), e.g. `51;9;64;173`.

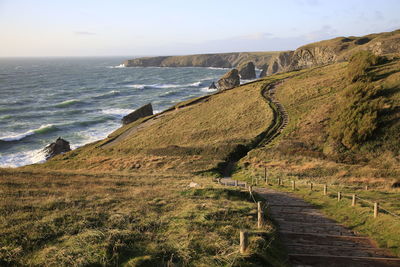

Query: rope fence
249;172;400;220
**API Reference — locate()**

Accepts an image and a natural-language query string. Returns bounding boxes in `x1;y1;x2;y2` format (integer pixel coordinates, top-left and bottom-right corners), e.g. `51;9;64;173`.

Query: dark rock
217;69;240;91
122;103;153;125
392;181;400;188
43;137;71;160
238;61;256;79
209;82;217;89
259;68;268;78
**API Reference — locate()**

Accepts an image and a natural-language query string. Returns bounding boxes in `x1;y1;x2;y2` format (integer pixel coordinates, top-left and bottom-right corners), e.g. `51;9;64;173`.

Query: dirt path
219;178;400;266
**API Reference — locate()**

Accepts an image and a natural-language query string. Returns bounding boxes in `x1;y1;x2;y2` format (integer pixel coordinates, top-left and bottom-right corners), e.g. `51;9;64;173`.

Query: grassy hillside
300;29;400;60
1;74;295;266
1;36;399;265
0;169;289;266
240;54;400;187
27;79;281;175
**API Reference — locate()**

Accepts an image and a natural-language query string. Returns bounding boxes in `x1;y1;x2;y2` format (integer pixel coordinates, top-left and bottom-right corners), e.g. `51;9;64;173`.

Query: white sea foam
0;148;46;168
0;124;57;142
200;87;218;93
55;99;81;107
127;82;202;90
107;64;125;68
101;108;134;117
207;67;229;70
94;90;121;98
189;81;202;87
126;84;146;89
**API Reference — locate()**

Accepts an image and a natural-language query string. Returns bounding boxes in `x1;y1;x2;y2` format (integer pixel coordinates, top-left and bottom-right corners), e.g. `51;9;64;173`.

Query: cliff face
267;29;400;75
123;52;280;69
123;29;400;76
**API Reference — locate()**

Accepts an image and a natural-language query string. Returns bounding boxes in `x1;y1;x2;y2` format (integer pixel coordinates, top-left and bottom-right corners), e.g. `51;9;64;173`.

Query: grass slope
0;77;294;266
27;80;276;175
0;169;288;266
234;54;400;256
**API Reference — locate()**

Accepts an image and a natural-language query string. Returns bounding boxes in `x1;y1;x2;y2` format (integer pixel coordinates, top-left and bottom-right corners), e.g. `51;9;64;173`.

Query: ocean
0;57;238;167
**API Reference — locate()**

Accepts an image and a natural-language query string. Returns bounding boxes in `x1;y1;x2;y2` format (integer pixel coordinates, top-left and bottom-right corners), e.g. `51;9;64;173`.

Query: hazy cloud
303;25;337;41
297;0;320;6
374;11;384;20
75;31;96;36
235;32;275;40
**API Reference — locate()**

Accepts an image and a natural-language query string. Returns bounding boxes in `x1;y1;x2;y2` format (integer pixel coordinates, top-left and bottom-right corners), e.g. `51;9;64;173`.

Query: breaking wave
0;124;58;142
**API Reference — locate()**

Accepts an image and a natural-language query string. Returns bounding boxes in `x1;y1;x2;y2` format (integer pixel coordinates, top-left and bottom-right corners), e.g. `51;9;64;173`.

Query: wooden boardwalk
220;178;400;266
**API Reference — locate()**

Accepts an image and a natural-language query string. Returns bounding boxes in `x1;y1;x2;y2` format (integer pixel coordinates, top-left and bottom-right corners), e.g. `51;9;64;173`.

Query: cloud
296;0;320;6
75;31;96;36
235;32;275;40
374;11;384;20
302;25;337;41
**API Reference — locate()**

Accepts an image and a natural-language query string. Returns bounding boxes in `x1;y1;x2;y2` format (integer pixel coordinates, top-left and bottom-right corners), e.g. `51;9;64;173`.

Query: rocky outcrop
266;29;400;75
237;61;256;79
217;69;240;91
43;137;71;160
209;82;217;90
259;68;267;78
122;103;153;125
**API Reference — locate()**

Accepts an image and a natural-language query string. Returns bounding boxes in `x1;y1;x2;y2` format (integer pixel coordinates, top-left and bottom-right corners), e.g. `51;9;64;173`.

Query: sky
0;0;399;57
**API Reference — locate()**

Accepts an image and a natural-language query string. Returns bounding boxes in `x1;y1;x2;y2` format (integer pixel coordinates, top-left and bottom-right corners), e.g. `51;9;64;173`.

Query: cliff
123;29;400;76
266;29;400;75
123;51;280;69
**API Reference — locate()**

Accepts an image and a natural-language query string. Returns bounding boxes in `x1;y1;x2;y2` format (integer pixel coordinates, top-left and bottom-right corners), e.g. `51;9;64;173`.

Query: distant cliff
123;29;400;76
123;52;280;69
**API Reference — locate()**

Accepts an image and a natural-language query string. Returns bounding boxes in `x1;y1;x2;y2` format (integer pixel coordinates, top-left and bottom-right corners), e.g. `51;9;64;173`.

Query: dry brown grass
0;168;284;266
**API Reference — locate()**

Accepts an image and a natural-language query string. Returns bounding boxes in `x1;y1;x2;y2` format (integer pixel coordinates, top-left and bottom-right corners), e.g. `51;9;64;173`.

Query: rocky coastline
122;29;400;76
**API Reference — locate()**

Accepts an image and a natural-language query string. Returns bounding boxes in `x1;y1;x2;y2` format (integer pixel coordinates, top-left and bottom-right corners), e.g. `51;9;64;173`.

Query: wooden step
288;254;400;267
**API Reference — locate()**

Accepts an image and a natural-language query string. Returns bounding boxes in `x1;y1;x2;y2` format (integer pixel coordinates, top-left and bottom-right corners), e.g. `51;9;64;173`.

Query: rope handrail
250;174;400;220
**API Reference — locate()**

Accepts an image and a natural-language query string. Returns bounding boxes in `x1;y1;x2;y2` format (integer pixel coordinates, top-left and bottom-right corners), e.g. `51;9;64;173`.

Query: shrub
347;51;379;82
329;83;384;150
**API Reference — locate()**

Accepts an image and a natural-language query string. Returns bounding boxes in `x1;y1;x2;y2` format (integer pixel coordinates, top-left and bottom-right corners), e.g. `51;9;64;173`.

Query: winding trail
222;80;400;266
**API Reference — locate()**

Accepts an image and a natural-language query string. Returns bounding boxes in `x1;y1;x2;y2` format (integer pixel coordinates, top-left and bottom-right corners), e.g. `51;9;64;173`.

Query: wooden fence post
337;192;341;201
292;180;296;190
374;202;379;218
352;194;356;206
264;167;267;183
240;230;249;253
258;201;265;228
310;182;313;191
323;184;327;195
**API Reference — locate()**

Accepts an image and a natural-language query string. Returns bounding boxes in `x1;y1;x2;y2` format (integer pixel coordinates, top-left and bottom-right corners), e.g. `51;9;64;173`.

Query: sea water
0;57;234;167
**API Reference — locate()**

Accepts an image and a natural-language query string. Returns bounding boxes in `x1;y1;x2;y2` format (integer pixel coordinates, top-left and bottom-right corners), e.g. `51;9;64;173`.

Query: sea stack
209;82;217;90
217;69;240;91
43;137;71;160
238;61;256;79
122;103;153;125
